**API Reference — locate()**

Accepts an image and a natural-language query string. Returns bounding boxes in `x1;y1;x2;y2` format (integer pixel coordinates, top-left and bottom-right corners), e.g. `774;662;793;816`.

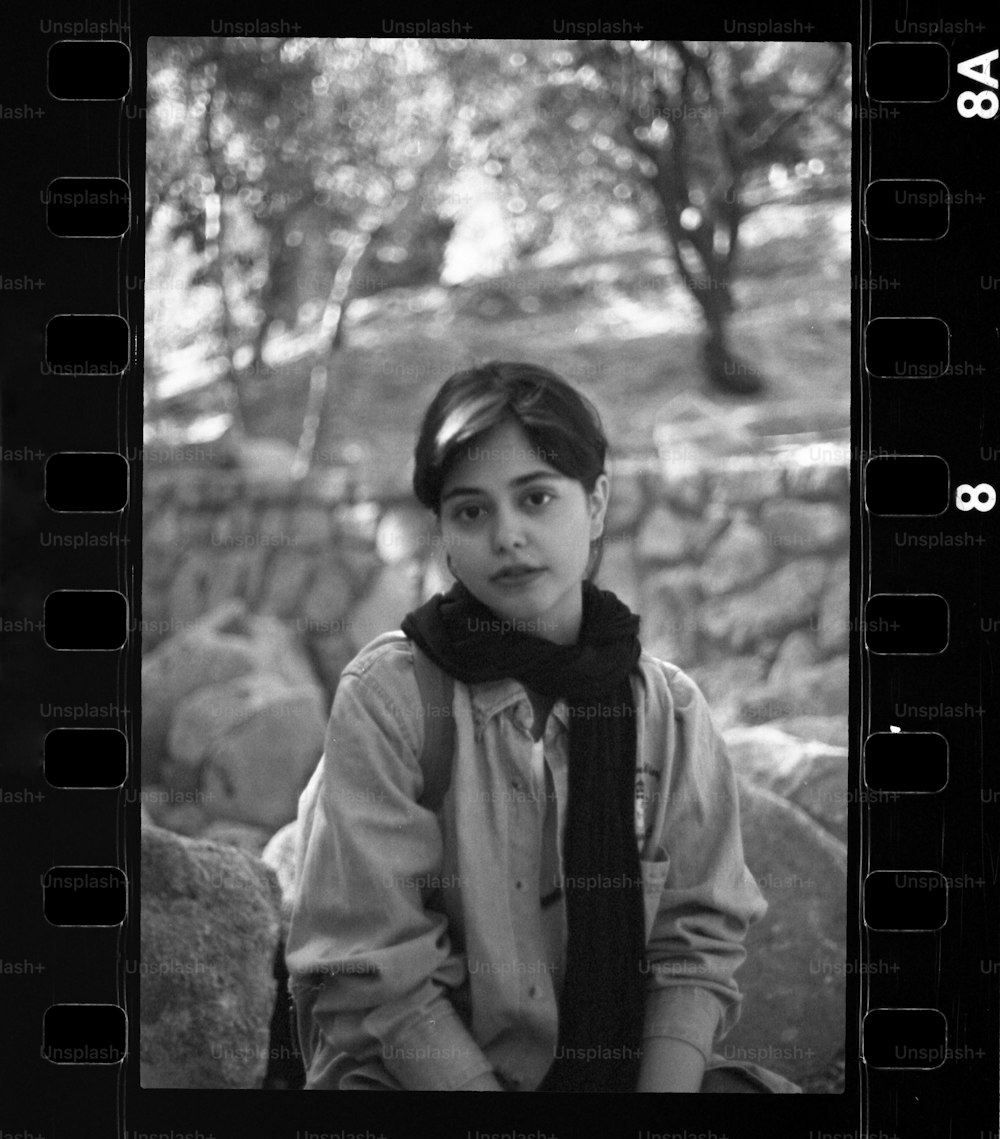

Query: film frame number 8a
956;48;998;118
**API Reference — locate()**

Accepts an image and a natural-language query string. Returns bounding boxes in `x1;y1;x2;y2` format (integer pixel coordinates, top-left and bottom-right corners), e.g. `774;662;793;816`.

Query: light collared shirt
285;632;768;1091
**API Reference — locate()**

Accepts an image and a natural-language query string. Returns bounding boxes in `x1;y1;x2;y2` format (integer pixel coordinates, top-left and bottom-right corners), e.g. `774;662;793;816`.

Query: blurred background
141;38;851;1094
145;37;850;458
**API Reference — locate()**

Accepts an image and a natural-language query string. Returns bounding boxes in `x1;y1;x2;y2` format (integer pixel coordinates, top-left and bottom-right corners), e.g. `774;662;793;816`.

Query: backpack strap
410;641;455;813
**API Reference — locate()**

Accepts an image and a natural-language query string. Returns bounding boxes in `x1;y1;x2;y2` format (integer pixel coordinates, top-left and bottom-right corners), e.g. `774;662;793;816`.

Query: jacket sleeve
284;646;496;1090
641;666;768;1063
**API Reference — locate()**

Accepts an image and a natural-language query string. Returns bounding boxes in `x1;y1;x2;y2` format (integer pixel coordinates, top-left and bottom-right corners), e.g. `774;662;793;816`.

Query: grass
148;198;850;491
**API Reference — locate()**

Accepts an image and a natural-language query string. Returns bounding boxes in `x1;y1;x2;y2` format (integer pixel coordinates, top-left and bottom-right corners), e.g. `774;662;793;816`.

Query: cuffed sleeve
285;646;495;1090
642;985;724;1063
642;667;768;1048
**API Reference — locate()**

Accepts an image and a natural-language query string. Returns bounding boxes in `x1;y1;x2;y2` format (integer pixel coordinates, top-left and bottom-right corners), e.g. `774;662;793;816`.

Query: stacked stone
145;451;850;741
596;454;849;738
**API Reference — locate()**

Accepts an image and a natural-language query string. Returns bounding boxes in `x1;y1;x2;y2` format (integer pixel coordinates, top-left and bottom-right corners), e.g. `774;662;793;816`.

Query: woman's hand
635;1036;707;1092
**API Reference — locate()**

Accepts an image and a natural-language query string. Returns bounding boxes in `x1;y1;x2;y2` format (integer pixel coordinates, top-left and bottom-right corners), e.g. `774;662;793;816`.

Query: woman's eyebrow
441;470;559;504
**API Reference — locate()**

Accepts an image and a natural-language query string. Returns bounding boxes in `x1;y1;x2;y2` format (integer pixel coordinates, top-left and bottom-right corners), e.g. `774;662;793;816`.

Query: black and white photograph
139;36;852;1095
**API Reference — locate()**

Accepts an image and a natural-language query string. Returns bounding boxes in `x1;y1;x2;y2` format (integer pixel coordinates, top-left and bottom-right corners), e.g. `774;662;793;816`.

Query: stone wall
142;447;849;731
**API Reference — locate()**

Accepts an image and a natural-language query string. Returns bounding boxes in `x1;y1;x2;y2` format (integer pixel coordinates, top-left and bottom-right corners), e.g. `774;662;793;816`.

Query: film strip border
1;18;139;1134
0;3;996;1138
858;14;1000;1139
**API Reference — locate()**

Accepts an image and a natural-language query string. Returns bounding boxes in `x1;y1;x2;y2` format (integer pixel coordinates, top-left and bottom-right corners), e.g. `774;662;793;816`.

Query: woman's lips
491;567;546;588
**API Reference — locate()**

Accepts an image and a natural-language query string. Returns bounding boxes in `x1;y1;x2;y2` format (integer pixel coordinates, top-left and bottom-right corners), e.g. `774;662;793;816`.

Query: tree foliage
145;37;849;441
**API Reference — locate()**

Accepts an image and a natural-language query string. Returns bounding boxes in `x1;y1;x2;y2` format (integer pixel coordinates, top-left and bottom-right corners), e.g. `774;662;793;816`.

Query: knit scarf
401;579;646;1092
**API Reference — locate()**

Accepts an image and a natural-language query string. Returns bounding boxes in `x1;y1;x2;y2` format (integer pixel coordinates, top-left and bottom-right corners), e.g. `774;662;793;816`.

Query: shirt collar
466;677;570;737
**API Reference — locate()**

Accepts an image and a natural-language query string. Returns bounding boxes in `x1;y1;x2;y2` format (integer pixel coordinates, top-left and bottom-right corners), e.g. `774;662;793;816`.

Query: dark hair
412;361;609;578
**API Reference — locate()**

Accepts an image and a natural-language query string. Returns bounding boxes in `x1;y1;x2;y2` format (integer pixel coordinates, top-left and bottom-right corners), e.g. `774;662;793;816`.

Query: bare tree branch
292;134;451;477
742;43;849;160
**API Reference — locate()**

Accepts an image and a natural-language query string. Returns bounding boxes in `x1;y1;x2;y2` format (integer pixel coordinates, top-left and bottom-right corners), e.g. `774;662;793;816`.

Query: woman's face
438;417;608;645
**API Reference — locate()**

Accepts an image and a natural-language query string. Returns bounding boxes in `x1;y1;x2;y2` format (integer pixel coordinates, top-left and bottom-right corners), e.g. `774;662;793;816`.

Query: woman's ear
588;473;610;541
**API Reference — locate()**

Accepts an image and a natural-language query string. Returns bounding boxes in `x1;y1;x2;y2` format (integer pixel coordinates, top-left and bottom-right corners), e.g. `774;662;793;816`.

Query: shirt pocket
639;846;671;943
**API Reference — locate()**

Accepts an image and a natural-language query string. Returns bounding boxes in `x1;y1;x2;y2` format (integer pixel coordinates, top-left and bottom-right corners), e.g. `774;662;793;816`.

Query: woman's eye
454;504;484;523
524;490;553;508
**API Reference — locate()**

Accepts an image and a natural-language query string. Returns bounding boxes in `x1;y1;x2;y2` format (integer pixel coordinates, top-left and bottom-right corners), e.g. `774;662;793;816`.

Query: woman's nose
492;504;526;551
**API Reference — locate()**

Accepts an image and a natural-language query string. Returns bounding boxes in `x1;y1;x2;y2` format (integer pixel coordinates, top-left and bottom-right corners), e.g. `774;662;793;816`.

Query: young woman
285;361;800;1093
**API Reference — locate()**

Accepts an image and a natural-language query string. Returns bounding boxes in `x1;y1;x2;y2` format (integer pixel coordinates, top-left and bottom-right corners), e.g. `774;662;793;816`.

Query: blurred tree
147;37;460;456
145;37;850;446
147;36;328;427
445;39;850;393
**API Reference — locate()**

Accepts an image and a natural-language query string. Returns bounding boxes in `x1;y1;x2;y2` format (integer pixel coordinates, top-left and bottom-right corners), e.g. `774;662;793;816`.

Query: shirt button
514;880;525;890
528;984;542;999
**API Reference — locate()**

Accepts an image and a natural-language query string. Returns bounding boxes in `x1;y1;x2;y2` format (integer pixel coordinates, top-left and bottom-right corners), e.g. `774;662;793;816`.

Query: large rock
300;563;353;634
307;632;356;698
240;612;325;695
256;505;294;545
766;630;820;686
165;672;326;830
712;462;784;505
777;715;848;749
333;502;380;545
724;724;849;843
724;724;838;787
759;500;848;553
721;779;847;1084
144;786;211;836
202;549;266;614
209;502;257;546
138;585;172;652
739;654;849;724
782;753;850;845
348;562;423;651
603;469;647;535
783;461;848;501
145;501;182;554
814;557;851;655
231;436;299;483
166;551;214;630
420;553;451;603
199;819;275;857
636;504;725;564
595;537;642;613
699;517;773;596
375;503;435;564
291;504;333;546
140;824;283;1088
640;566;702;666
685;656;768;731
141;601;260;783
255;550;315;617
700;558;828;652
658;469;711;514
596;539;642;615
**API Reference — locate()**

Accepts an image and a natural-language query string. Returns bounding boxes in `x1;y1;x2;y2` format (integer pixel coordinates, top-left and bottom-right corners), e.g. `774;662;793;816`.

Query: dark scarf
401;579;646;1092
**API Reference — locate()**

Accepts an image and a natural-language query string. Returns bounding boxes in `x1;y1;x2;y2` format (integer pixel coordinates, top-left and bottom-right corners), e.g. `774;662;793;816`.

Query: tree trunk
650;172;762;395
293;136;450;476
202;49;245;433
609;41;765;396
249;211;297;372
290;226;379;478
